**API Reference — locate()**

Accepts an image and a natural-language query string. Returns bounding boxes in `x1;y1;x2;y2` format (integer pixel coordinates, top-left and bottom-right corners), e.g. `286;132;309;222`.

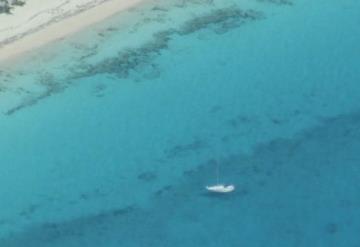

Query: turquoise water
1;0;360;246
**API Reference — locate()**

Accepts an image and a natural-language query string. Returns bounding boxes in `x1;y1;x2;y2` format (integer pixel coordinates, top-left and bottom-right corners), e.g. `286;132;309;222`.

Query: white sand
0;0;143;63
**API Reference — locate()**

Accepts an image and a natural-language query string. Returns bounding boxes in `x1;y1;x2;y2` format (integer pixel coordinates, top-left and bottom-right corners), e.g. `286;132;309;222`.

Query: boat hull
206;184;235;193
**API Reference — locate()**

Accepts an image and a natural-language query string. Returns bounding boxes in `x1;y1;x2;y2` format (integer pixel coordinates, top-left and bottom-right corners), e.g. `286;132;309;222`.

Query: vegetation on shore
0;0;26;14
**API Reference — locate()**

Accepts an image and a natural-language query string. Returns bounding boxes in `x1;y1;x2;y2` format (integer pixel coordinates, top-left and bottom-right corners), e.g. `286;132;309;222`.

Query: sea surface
0;0;360;246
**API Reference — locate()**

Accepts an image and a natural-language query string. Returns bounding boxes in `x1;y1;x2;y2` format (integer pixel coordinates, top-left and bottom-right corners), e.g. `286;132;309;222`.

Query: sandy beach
0;0;143;63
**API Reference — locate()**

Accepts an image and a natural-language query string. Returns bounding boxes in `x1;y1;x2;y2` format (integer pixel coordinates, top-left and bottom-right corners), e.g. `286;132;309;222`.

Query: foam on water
0;0;360;246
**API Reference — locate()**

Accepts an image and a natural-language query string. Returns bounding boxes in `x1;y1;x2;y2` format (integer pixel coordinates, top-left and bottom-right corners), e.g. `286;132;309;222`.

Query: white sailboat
206;161;235;193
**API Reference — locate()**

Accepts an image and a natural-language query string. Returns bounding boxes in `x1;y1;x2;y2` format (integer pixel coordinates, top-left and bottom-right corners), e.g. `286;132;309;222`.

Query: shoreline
0;0;144;63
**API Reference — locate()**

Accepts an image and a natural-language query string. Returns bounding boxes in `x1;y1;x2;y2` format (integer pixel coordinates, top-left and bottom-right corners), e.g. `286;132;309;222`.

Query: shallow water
0;0;360;246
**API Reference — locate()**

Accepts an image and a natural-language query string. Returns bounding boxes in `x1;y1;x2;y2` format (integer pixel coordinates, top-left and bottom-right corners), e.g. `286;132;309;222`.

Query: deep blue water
1;0;360;246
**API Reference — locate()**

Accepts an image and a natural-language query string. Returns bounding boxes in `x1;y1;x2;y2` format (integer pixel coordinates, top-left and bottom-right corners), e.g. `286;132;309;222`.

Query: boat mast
216;161;220;184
